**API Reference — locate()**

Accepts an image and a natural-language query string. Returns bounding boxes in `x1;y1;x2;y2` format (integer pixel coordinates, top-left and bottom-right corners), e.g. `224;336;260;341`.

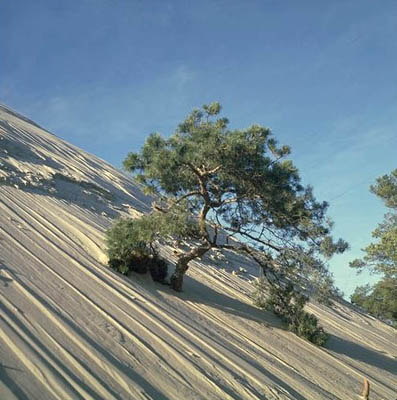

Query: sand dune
0;104;396;399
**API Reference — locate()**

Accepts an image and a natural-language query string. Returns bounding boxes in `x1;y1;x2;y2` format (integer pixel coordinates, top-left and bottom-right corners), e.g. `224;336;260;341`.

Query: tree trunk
170;245;211;291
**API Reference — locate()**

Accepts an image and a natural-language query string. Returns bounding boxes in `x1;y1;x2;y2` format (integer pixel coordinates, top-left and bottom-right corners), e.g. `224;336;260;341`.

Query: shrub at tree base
106;218;168;282
108;258;129;275
148;257;168;282
108;252;168;282
288;311;329;346
263;283;329;346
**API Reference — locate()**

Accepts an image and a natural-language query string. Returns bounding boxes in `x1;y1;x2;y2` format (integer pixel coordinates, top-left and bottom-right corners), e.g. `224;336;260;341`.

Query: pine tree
118;103;347;294
350;169;397;327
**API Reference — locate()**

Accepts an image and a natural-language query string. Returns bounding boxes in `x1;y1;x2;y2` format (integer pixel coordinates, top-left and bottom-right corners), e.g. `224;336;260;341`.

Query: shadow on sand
326;334;397;375
144;270;397;398
0;363;27;399
151;270;282;328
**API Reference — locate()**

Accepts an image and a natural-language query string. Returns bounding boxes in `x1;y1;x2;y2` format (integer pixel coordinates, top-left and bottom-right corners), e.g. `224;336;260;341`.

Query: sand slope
0;104;396;400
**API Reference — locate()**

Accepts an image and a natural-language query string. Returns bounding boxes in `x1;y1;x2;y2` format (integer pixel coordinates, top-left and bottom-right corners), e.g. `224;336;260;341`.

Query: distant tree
350;169;397;327
110;103;348;343
350;279;397;327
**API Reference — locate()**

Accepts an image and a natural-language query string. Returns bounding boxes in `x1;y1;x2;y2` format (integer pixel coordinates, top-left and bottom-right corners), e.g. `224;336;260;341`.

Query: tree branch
206;165;221;176
222;225;282;252
174;191;202;203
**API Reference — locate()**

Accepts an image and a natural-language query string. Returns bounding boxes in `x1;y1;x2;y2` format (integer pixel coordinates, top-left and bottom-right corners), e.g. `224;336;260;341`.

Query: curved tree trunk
170;245;211;291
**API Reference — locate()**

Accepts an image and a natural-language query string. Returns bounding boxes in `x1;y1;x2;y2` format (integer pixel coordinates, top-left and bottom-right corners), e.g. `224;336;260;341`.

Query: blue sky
2;0;397;297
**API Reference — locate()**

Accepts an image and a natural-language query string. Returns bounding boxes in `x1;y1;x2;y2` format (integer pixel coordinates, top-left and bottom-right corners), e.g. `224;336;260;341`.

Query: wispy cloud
173;64;195;93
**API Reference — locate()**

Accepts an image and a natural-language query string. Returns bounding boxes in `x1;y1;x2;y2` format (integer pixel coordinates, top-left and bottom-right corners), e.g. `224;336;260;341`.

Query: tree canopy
350;280;397;327
121;102;347;293
350;169;397;327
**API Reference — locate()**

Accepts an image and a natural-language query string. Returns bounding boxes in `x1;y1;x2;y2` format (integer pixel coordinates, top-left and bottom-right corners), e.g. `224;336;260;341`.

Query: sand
0;104;396;399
